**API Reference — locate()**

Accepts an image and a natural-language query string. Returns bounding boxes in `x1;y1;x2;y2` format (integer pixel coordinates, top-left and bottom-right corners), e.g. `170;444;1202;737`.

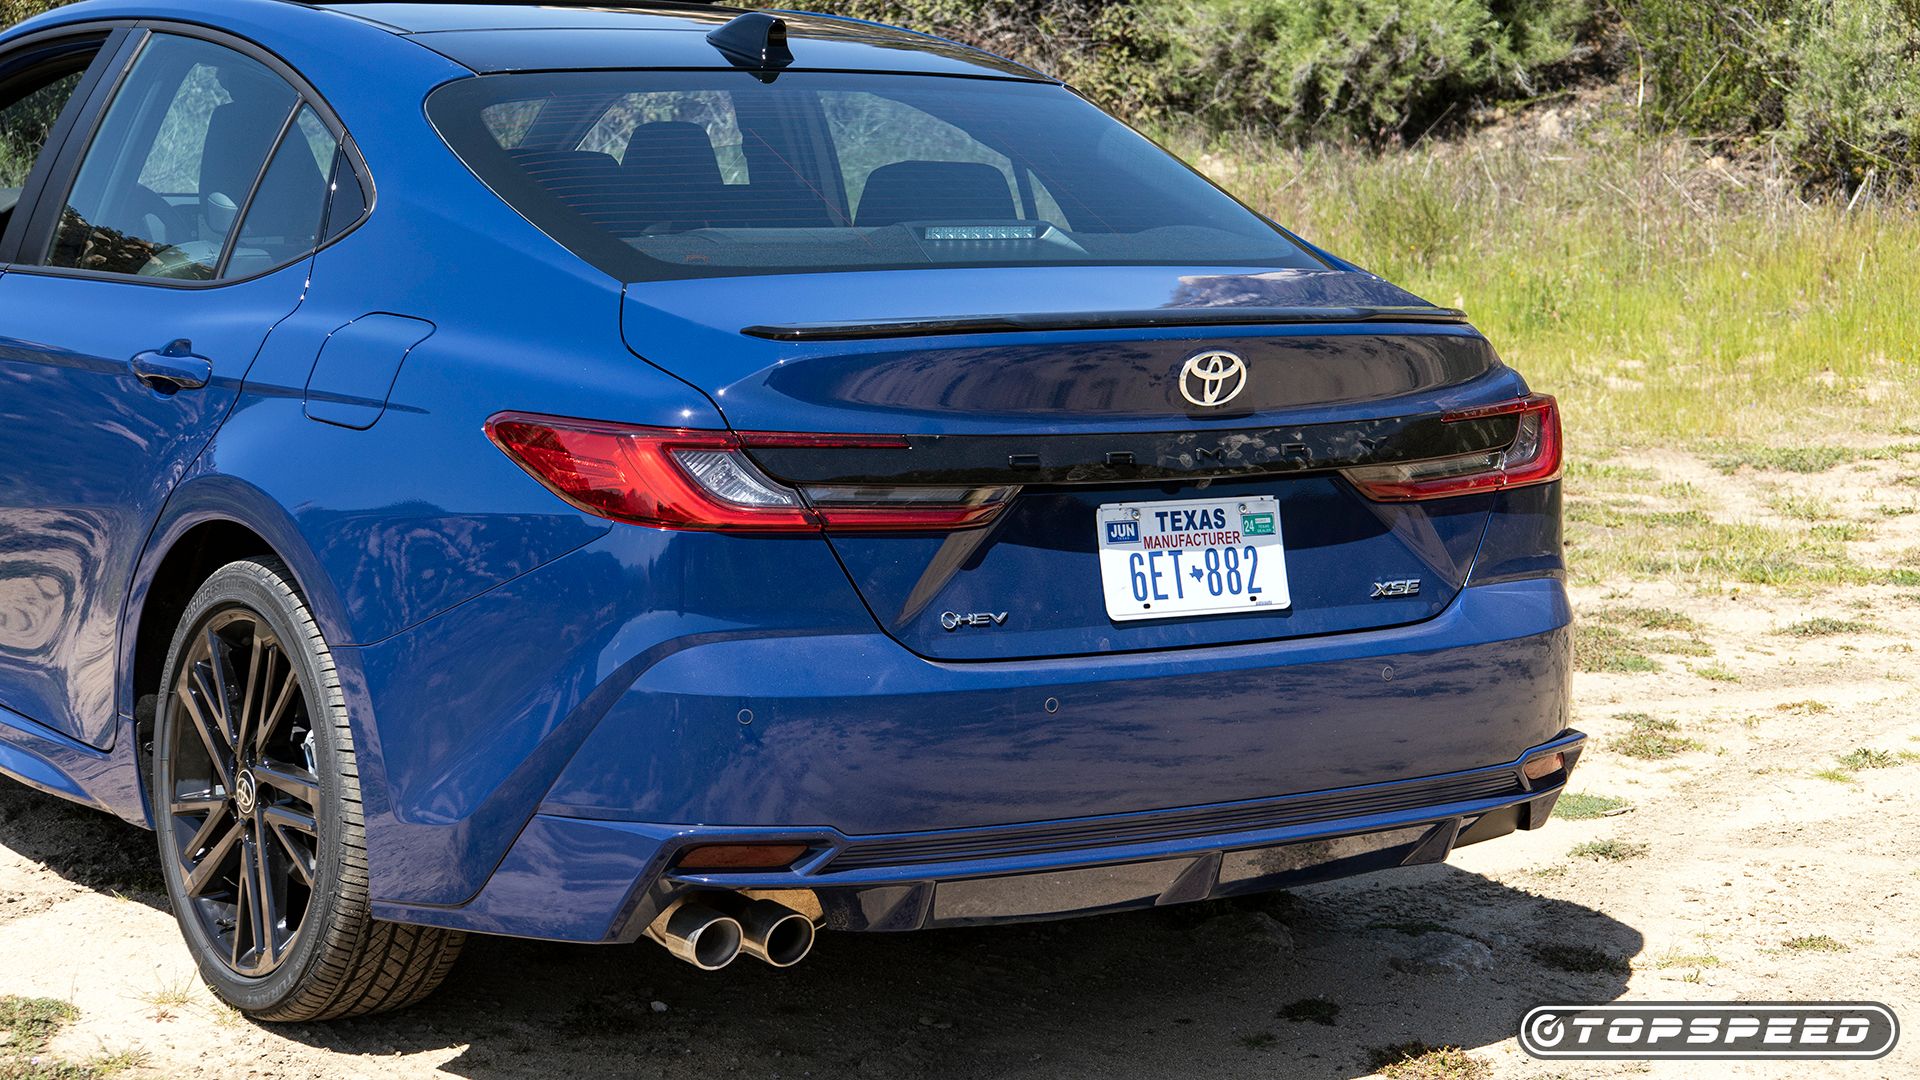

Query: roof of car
315;2;781;34
308;2;1046;78
2;0;1045;81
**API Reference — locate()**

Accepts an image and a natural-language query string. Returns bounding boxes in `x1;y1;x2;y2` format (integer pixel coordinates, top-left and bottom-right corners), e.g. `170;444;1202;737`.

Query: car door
0;28;346;749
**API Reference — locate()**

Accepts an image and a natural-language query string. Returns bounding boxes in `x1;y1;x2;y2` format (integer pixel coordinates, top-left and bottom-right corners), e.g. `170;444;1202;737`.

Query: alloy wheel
164;608;322;978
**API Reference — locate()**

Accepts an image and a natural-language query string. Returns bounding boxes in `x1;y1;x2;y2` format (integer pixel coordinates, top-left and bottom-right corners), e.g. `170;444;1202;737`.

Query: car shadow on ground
0;779;1640;1078
0;777;167;908
294;864;1637;1079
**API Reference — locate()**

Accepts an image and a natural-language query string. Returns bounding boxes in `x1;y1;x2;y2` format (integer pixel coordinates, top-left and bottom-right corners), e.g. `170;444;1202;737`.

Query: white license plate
1095;496;1290;621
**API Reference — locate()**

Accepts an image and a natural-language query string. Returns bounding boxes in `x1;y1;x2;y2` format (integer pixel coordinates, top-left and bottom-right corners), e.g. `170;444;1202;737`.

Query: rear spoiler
741;305;1470;341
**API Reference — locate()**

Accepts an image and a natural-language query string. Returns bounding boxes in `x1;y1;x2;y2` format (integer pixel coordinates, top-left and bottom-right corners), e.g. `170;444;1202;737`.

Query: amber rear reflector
1522;752;1566;781
675;844;810;871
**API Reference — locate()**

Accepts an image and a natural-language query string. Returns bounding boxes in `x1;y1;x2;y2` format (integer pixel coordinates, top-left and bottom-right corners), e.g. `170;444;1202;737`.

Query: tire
151;557;464;1021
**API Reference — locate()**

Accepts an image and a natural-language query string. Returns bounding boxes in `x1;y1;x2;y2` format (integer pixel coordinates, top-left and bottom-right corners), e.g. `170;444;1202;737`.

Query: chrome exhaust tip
644;899;744;970
733;899;816;968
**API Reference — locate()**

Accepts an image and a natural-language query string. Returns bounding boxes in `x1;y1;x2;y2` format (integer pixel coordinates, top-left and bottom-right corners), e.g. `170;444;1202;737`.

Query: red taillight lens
486;414;818;531
1342;394;1562;502
486;413;1014;533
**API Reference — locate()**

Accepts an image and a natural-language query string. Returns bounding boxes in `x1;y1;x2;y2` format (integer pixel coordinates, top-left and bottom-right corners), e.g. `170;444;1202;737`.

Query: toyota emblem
1178;350;1248;408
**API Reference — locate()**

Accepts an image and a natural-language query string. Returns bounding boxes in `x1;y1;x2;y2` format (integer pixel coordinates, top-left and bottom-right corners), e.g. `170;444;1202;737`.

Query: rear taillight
485;412;1014;533
1342;394;1562;502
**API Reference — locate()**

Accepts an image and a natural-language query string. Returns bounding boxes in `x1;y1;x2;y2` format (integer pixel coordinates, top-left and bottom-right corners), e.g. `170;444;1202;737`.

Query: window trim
6;20;374;290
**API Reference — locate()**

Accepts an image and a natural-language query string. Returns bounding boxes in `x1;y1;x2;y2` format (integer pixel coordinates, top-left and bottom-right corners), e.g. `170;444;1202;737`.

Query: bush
833;0;1595;140
1620;0;1920;186
1146;0;1592;139
0;0;60;27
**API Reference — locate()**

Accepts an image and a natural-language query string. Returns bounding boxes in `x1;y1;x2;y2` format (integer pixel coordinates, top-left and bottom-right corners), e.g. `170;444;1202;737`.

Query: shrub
1619;0;1920;186
833;0;1595;140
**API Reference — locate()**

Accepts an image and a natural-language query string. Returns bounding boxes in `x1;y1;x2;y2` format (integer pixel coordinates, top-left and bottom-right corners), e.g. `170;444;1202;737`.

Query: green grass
1532;943;1631;974
1570;839;1648;861
1691;662;1740;683
1567;461;1659;484
1811;523;1873;542
1586;607;1711;655
1782;617;1876;637
1836;747;1905;770
1770;493;1838;520
1777;699;1831;714
1167;130;1920;458
1574;624;1659;673
1653;951;1722;969
1368;1043;1490;1080
0;997;138;1080
1782;934;1848;952
1612;714;1704;759
1598;606;1698;632
1553;792;1630;820
0;998;76;1056
1813;767;1859;784
1563;502;1917;590
1712;447;1859;474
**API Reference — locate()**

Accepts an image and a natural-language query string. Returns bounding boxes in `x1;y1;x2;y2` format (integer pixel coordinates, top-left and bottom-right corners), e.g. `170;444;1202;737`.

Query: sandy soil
0;451;1915;1079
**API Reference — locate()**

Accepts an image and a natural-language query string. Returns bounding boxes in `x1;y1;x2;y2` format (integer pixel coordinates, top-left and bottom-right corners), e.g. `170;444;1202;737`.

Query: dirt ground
1;450;1915;1079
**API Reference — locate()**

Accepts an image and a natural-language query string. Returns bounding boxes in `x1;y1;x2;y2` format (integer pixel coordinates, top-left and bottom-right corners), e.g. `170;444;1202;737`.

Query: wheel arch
121;474;352;820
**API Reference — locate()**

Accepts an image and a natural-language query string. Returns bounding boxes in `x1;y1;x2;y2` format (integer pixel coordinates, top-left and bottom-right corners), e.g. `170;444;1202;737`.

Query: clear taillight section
1342;394;1562;502
485;413;1015;533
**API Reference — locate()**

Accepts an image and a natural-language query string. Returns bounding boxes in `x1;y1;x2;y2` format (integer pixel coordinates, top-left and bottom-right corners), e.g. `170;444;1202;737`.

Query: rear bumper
375;729;1583;941
350;517;1571;915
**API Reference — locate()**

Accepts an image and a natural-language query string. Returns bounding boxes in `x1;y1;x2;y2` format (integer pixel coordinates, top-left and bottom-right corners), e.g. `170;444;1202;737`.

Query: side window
0;73;83;189
0;42;98;235
321;144;366;242
45;34;296;280
227;105;334;277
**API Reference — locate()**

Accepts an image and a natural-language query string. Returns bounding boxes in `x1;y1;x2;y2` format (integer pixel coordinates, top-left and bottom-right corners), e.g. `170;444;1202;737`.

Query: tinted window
322;144;367;242
229;105;335;276
0;40;96;235
430;72;1319;281
46;34;296;280
0;70;83;189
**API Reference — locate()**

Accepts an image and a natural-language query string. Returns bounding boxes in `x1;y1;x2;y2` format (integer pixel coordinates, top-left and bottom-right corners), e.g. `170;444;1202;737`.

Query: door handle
129;339;212;392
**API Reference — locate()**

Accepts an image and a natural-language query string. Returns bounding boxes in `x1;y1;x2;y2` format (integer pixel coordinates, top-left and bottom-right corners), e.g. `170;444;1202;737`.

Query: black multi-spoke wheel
166;607;321;977
153;558;464;1021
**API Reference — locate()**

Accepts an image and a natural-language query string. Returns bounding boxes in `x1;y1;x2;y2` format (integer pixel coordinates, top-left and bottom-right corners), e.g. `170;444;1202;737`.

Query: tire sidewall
152;560;357;1014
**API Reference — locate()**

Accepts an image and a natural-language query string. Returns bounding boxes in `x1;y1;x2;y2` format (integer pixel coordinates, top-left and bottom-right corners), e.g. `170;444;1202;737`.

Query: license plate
1096;496;1290;621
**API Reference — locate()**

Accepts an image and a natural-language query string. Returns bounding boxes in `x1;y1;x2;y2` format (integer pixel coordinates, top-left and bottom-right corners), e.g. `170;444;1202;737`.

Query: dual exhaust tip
646;896;815;970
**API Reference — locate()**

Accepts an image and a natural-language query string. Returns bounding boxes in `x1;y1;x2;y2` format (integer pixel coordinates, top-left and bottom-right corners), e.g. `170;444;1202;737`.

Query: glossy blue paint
0;263;311;748
302;313;435;429
0;0;1581;949
377;728;1587;942
827;474;1495;660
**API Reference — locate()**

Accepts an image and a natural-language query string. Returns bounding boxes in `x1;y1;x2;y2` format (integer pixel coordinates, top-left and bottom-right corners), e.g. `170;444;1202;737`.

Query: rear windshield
427;71;1322;281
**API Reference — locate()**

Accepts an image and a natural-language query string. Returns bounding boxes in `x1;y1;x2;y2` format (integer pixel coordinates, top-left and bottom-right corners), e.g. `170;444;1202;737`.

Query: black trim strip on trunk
745;412;1519;487
740;305;1471;341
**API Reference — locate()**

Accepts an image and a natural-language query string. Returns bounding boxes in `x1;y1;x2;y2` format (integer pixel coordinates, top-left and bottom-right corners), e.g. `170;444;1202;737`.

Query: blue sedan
0;0;1581;1019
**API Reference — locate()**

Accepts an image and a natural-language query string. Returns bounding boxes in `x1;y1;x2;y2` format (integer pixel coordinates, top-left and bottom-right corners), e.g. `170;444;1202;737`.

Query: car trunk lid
621;265;1526;659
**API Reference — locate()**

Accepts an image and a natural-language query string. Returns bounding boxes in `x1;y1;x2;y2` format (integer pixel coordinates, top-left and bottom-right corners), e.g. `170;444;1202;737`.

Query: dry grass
1173;106;1920;457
